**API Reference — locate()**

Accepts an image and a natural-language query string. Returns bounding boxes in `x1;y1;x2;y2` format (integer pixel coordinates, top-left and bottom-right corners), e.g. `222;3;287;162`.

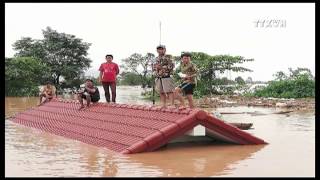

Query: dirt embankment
195;95;315;112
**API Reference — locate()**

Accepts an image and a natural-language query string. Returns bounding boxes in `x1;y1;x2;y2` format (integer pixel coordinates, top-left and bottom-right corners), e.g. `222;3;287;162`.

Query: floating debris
196;95;314;112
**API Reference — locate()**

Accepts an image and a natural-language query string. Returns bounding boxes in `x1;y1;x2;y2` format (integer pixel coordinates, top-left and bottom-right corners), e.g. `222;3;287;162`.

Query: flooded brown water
5;86;315;177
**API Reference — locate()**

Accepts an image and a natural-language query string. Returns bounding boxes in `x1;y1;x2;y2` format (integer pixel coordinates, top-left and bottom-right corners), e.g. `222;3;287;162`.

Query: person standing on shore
99;54;119;103
153;45;175;108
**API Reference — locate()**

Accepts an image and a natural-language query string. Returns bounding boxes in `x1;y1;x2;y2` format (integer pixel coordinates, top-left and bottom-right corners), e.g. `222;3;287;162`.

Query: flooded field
5;86;315;177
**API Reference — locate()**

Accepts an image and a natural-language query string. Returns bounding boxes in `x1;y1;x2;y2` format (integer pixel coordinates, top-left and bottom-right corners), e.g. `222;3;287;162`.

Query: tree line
5;27;315;99
119;52;255;98
248;68;315;98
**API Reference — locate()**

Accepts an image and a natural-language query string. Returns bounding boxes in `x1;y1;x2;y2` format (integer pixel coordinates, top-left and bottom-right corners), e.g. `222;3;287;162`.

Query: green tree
13;26;92;89
273;71;287;81
5;57;49;96
252;67;315;98
288;67;314;79
118;72;142;86
235;76;245;85
120;53;155;88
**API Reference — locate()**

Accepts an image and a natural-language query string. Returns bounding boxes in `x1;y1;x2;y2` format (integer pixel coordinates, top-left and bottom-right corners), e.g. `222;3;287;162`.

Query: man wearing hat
174;52;198;109
153;45;175;108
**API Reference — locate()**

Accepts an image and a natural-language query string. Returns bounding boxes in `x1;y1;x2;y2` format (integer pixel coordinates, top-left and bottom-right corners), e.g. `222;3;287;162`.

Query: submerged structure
11;99;267;154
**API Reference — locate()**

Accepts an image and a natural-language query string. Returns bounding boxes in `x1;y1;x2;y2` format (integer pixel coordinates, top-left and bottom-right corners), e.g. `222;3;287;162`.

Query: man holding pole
152;45;175;108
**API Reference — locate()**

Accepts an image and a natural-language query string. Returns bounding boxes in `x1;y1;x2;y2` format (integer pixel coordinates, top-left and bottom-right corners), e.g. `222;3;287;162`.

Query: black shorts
179;82;195;95
81;94;100;102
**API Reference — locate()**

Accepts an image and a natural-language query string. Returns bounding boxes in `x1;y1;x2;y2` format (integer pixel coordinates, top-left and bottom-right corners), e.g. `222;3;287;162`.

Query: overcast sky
5;3;315;81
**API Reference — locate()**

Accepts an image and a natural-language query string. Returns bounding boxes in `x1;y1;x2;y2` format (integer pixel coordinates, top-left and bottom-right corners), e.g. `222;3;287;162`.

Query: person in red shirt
99;54;119;103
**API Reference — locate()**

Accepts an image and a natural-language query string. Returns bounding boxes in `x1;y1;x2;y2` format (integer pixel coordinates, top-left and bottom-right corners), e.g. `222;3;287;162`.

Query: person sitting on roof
39;81;56;106
77;79;100;110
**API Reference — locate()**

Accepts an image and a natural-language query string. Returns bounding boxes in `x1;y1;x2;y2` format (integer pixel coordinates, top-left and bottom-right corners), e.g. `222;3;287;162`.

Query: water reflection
5;97;39;117
102;154;119;177
124;143;266;177
5;86;315;177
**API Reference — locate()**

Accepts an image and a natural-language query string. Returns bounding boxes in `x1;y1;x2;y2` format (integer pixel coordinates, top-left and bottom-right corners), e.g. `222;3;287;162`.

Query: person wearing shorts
174;52;198;109
153;45;175;108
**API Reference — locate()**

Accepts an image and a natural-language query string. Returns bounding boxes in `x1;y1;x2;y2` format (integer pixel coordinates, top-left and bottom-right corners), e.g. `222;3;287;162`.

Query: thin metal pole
152;75;155;105
159;21;161;45
152;57;155;105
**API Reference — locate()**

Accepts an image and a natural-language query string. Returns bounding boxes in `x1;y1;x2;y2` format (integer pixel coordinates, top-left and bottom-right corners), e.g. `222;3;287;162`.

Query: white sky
5;3;315;81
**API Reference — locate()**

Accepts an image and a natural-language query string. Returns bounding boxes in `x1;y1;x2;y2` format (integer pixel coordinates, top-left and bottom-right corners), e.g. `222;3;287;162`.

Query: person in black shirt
77;79;100;109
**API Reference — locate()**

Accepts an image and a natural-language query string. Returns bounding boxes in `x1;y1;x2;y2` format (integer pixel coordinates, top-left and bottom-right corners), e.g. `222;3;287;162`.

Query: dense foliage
12;26;92;90
6;27;92;96
120;53;155;88
5;57;49;96
250;68;315;98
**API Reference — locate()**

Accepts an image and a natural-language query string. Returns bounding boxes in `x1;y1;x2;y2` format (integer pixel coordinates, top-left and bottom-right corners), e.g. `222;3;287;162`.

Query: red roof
11;99;267;154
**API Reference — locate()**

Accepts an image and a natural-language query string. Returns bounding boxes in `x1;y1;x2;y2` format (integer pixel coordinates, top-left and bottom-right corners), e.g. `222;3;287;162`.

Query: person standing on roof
174;52;198;109
99;54;120;103
152;45;175;108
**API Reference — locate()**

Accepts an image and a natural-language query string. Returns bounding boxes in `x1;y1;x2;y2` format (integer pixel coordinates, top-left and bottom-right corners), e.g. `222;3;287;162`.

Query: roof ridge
53;98;194;114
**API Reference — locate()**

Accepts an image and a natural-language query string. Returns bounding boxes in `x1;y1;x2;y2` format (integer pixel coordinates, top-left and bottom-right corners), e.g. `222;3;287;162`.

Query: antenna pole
159;21;161;45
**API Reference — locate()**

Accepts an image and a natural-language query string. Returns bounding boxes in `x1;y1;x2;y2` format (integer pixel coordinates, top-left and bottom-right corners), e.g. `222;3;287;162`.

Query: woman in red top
99;54;119;103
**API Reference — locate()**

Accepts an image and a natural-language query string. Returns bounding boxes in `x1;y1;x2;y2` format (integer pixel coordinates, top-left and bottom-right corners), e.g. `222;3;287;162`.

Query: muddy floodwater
5;86;315;177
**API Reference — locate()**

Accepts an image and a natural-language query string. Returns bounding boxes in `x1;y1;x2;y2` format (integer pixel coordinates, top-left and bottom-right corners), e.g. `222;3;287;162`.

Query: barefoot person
99;54;119;103
77;79;100;109
153;45;175;108
39;81;56;105
174;52;198;109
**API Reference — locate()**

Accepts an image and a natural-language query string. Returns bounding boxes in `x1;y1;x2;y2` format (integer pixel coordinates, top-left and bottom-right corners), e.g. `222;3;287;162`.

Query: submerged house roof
11;99;267;154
